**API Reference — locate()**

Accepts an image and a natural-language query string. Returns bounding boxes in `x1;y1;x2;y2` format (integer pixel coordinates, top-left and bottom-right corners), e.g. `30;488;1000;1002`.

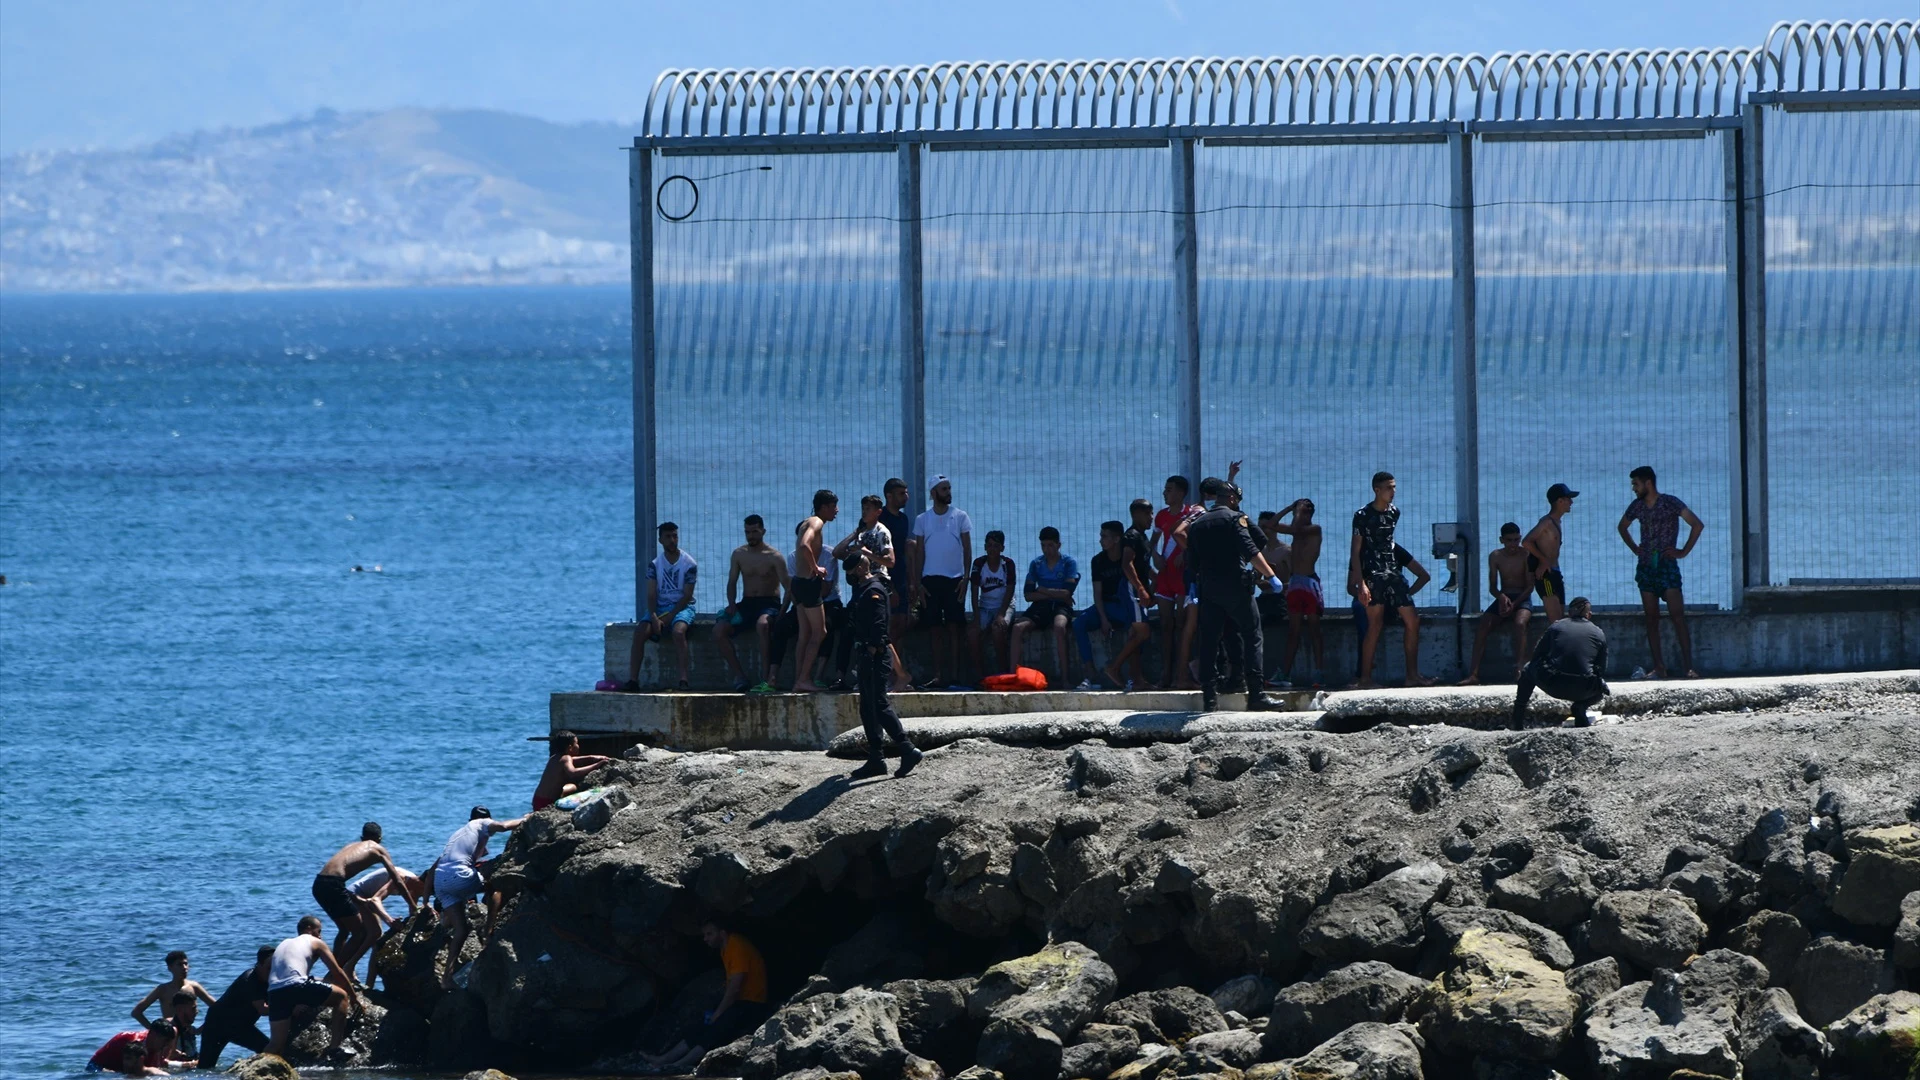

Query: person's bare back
318;840;387;879
732;544;787;600
1524;514;1563;571
534;749;609;808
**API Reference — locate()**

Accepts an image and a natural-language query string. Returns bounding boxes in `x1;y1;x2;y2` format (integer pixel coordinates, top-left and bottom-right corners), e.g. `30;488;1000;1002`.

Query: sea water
1;274;1912;1074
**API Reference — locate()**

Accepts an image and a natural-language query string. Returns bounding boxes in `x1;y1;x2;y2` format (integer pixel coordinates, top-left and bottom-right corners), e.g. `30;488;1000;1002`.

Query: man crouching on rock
1512;596;1609;729
844;552;923;780
634;919;771;1073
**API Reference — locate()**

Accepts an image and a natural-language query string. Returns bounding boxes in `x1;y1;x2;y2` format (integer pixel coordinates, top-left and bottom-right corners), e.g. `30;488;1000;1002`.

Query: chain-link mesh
1763;106;1920;585
1474;134;1735;609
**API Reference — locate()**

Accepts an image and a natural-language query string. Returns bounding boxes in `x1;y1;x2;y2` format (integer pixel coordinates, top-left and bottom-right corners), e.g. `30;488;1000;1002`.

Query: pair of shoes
1246;692;1285;711
895;745;924;777
748;680;776;694
849;759;888;780
619;679;640;693
1074;678;1100;691
1266;676;1293;689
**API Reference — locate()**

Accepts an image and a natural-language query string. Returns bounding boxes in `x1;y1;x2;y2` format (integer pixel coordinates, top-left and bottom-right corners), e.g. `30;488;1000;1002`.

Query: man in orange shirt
635;919;771;1071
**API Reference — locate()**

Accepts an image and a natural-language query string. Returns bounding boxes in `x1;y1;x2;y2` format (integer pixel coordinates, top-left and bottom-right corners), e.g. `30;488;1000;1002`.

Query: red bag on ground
981;666;1050;692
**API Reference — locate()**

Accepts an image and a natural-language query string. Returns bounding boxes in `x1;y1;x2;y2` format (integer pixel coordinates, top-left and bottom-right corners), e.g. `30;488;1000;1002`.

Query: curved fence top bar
642;18;1917;138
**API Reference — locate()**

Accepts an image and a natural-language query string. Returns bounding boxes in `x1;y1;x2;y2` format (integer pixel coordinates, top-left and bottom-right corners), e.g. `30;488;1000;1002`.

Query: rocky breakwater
369;703;1920;1078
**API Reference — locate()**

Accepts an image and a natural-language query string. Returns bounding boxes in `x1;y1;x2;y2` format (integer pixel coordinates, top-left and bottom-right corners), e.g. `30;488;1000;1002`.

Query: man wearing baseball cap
433;806;525;987
1524;483;1578;623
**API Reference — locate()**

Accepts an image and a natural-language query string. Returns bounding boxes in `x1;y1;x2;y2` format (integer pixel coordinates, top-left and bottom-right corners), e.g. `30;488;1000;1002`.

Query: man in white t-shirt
624;521;698;691
434;806;526;988
911;475;974;688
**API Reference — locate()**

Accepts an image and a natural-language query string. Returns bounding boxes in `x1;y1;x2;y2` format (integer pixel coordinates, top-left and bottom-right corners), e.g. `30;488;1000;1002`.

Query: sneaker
1266;676;1293;689
1074;678;1099;691
849;759;888;780
1630;666;1649;681
895;745;924;777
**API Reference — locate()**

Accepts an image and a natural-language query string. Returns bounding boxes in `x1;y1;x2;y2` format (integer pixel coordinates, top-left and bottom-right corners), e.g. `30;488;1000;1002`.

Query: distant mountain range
1;108;633;291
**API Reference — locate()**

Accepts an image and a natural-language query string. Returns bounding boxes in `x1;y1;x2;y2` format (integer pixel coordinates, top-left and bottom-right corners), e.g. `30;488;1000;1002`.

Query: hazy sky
2;0;1909;154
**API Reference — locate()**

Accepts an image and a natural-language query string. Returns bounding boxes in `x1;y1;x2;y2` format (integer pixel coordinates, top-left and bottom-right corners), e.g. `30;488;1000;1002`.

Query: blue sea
1;273;1913;1075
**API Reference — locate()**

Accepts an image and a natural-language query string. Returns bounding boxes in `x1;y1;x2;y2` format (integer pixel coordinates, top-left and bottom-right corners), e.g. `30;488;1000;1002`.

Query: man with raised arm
1459;521;1536;685
1524;483;1578;623
1617;465;1704;679
1274;498;1326;687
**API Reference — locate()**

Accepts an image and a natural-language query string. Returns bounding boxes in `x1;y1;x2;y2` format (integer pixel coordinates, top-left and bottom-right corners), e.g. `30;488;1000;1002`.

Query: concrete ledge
824;709;1325;758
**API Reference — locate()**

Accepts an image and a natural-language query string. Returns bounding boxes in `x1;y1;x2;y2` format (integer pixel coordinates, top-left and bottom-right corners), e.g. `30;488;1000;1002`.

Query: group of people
618;463;1705;700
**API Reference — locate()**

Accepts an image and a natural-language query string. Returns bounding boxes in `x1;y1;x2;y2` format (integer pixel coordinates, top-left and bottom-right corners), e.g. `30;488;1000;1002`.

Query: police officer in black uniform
844;552;924;779
1185;476;1286;712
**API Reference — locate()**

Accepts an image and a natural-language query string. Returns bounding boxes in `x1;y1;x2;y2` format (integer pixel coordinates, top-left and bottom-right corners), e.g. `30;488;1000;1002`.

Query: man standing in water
1350;472;1434;688
911;475;973;689
1617;465;1704;679
131;951;215;1026
1459;522;1536;685
1524;483;1577;623
194;947;273;1069
625;521;697;691
264;916;359;1063
310;823;417;973
791;490;839;692
713;514;790;691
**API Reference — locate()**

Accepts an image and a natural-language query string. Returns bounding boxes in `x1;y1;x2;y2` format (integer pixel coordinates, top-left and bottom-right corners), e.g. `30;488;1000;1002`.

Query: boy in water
131;950;215;1026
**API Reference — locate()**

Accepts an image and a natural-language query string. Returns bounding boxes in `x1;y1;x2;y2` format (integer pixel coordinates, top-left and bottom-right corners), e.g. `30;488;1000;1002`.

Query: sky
2;0;1913;154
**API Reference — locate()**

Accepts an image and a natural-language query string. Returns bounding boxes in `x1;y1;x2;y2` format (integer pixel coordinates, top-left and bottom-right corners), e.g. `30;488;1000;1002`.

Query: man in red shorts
1150;475;1201;689
1272;498;1325;686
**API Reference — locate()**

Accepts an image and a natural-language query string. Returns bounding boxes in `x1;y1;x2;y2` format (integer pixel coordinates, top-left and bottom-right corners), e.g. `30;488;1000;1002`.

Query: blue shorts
434;862;486;909
650;604;696;640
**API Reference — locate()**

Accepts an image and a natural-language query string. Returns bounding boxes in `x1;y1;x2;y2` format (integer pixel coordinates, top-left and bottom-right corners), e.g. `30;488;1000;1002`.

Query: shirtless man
131;951;215;1026
533;730;612;811
264;916;359;1062
710;515;788;690
1273;499;1325;686
1150;475;1201;689
790;490;839;692
1524;483;1577;623
311;823;418;976
1459;522;1536;684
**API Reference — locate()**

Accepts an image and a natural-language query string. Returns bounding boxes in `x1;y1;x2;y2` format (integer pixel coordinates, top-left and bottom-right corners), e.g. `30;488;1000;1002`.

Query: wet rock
968;942;1117;1052
1489;853;1598;929
286;999;384;1066
952;1068;1005;1080
1831;824;1920;927
1101;987;1229;1046
1264;961;1427;1057
469;901;655;1052
1586;949;1826;1080
463;1071;518;1080
976;1016;1061;1080
570;786;630;831
427;989;494;1070
1060;1022;1141;1080
1563;957;1621;1018
1894;890;1920;969
1278;1021;1424;1080
883;977;977;1066
1659;854;1756;918
370;1002;430;1066
1408;928;1578;1062
1299;863;1450;966
1209;974;1281;1019
1728;909;1808;988
1788;936;1897;1027
699;987;918;1080
1419;906;1573;975
226;1055;299;1080
1823;991;1920;1079
769;1069;859;1080
1587;890;1706;972
1184;1028;1265;1068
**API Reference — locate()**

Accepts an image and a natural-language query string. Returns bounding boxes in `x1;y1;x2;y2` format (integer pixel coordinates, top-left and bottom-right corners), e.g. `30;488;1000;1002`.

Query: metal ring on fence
657;175;699;221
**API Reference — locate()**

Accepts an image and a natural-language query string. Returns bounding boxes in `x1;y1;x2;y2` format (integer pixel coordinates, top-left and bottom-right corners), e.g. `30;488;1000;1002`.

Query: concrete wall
594;587;1918;691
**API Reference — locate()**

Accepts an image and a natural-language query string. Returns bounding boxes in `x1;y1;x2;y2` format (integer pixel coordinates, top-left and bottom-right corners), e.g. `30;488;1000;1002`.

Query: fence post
898;142;928;519
1170;138;1204;488
1722;127;1748;611
1448;130;1480;609
1739;107;1770;590
629;141;657;621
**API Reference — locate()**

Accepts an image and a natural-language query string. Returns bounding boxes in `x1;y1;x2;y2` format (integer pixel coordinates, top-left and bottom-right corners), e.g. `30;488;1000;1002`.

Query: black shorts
1486;593;1531;619
311;873;357;927
1536;567;1566;602
791;577;824;609
919;575;965;627
267;979;334;1022
1364;573;1412;612
1257;591;1288;627
726;596;781;633
1019;600;1074;627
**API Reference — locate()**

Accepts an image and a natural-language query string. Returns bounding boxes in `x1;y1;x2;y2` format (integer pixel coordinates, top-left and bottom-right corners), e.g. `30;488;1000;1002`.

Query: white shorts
434;863;485;909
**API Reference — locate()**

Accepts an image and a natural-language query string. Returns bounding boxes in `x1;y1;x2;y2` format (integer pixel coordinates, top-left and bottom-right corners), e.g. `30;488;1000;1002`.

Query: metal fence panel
651;151;902;598
921;146;1182;571
1473;134;1736;609
1194;141;1457;590
1762;105;1920;585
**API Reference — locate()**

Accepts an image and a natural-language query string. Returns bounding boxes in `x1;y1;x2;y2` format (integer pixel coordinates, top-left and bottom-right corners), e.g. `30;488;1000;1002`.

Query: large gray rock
1184;1028;1265;1068
1584;949;1827;1080
696;988;925;1080
285;999;385;1066
1059;1022;1141;1080
1408;928;1577;1062
1299;863;1450;966
1830;824;1920;927
225;1056;299;1080
1586;890;1707;972
882;977;977;1066
1277;1021;1425;1080
1728;909;1809;988
1209;974;1282;1018
1419;906;1573;975
1823;991;1920;1079
975;1016;1061;1080
1788;936;1897;1027
1265;961;1428;1057
968;942;1117;1048
1659;854;1757;918
1100;987;1228;1046
1892;890;1920;969
1488;853;1598;928
1563;957;1621;1018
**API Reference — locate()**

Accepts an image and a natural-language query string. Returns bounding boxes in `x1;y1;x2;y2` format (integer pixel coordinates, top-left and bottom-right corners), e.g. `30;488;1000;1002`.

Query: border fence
627;20;1918;616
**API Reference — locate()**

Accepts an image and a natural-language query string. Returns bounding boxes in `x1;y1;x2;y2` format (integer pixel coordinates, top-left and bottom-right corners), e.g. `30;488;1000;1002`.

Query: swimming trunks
1363;572;1412;611
310;873;357;927
726;595;781;633
532;794;555;812
434;862;487;908
1285;575;1325;615
1535;567;1566;602
1486;592;1532;618
791;576;824;608
1634;553;1683;594
266;979;333;1022
919;574;965;627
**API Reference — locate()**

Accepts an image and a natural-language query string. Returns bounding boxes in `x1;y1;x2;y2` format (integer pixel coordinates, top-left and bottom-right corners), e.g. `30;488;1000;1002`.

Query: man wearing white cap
911;475;973;689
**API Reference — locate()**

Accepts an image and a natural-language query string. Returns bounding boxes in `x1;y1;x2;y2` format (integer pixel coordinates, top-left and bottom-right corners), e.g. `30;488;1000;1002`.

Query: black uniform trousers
196;1011;268;1069
1196;576;1264;695
857;645;909;759
1512;661;1606;728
